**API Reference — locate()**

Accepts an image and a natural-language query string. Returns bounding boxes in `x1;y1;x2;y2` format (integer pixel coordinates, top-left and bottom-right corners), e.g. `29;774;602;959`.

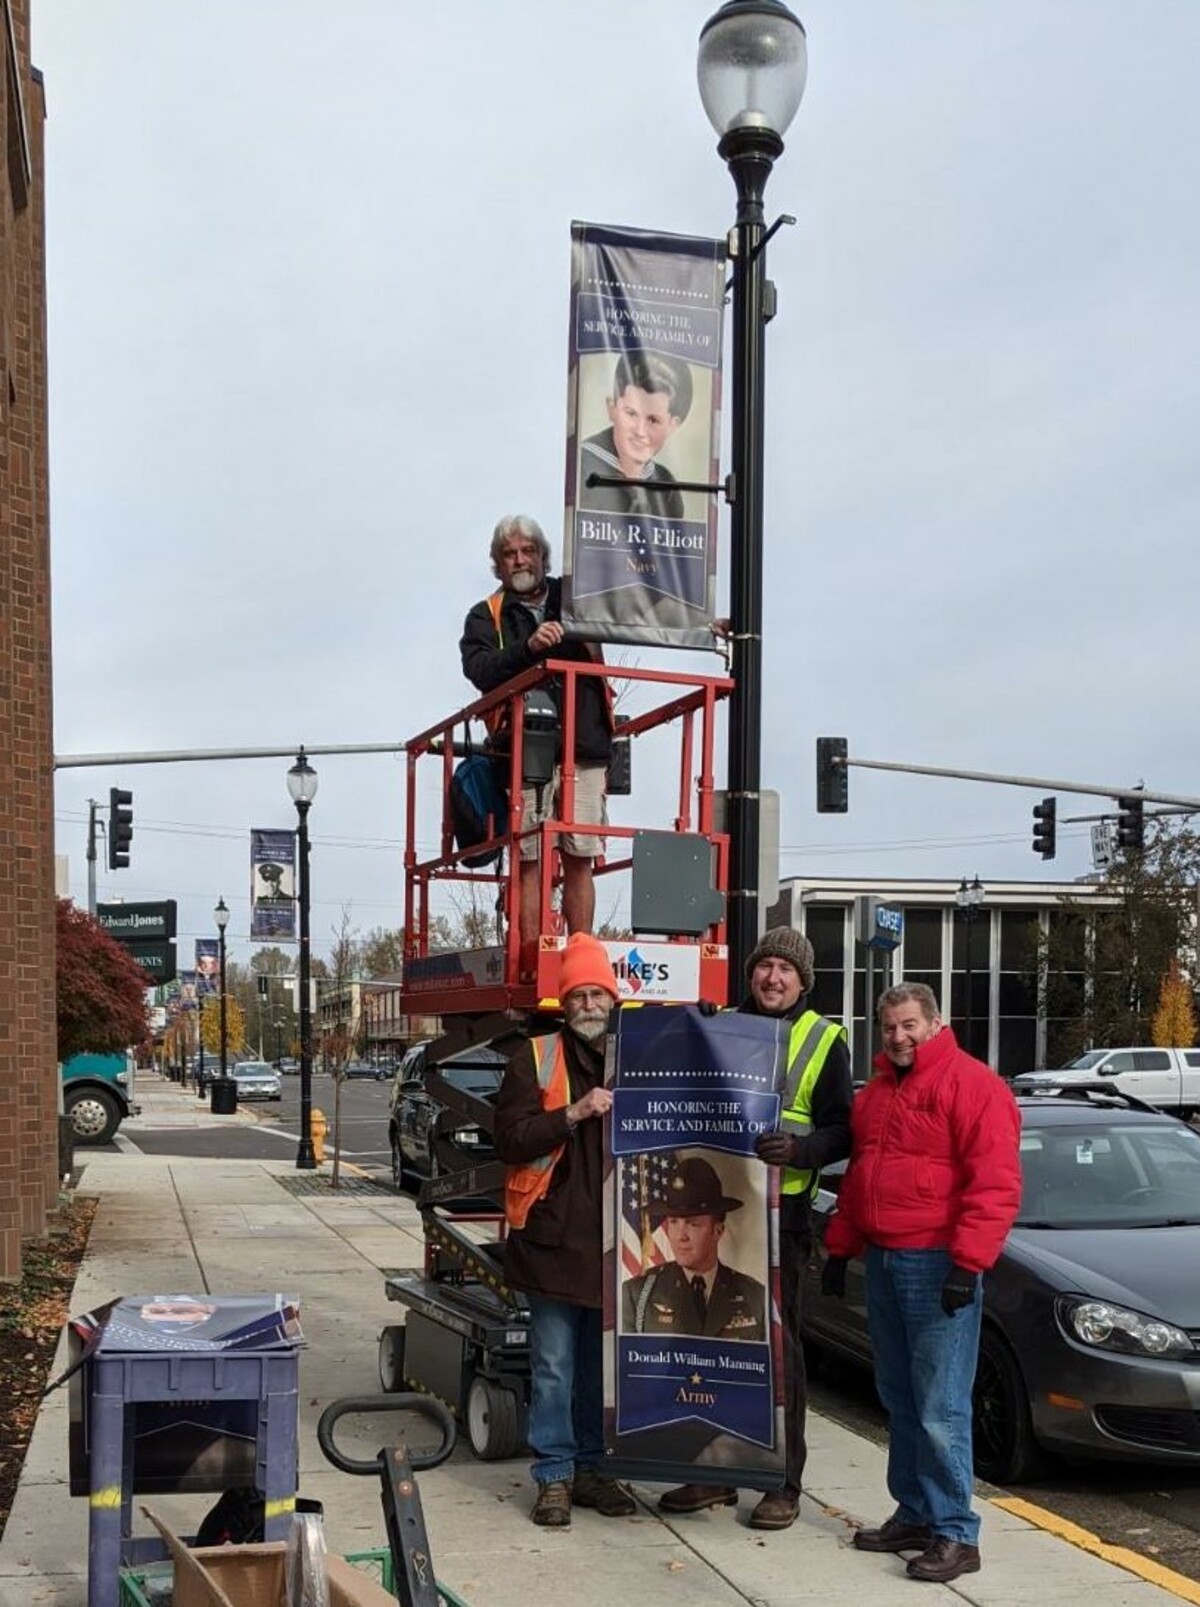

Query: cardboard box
140;1507;396;1607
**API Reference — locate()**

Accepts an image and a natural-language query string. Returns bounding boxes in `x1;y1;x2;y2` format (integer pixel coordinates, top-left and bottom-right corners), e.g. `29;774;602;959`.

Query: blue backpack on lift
449;746;509;869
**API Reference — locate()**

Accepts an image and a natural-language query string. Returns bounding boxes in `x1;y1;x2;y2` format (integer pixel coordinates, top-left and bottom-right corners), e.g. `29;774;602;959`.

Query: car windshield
1016;1121;1200;1227
1063;1051;1107;1070
234;1063;273;1077
440;1062;503;1098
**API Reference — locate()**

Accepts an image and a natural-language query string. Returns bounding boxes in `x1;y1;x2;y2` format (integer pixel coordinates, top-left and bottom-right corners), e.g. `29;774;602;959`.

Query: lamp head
214;896;230;931
698;0;807;140
287;747;319;806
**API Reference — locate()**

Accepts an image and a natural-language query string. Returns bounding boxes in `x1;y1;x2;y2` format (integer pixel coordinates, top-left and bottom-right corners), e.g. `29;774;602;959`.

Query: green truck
61;1051;137;1145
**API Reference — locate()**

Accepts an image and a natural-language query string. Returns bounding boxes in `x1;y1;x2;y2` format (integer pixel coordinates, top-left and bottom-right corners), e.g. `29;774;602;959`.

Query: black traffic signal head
816;737;849;814
1117;795;1145;852
1031;796;1057;860
107;788;133;870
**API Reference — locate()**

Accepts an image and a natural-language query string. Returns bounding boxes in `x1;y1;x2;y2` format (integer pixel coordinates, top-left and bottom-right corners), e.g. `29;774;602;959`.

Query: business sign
97;901;177;943
124;940;177;984
854;897;904;952
250;828;296;940
604;1006;786;1489
562;222;725;650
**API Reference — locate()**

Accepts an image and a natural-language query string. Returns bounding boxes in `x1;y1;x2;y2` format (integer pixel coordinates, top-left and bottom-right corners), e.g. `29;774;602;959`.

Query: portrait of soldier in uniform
622;1155;767;1341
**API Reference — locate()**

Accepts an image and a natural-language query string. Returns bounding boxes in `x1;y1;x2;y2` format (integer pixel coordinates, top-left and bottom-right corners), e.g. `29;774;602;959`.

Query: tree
359;926;405;977
56;898;150;1061
1152;958;1197;1048
200;995;247;1058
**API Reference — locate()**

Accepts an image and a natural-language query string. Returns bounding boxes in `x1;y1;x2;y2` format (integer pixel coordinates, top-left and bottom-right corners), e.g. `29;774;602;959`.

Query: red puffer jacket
824;1028;1021;1274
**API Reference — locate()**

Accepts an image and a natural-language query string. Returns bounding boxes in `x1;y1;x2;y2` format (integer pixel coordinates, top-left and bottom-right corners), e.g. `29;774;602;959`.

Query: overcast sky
39;1;1200;970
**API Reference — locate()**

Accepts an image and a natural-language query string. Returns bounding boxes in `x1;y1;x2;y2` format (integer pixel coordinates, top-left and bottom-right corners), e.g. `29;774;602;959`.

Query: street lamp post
956;875;985;1057
288;748;319;1169
214;897;230;1080
698;0;807;986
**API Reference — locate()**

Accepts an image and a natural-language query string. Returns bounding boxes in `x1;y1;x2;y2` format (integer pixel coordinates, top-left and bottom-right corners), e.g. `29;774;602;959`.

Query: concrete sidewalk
2;1073;1194;1607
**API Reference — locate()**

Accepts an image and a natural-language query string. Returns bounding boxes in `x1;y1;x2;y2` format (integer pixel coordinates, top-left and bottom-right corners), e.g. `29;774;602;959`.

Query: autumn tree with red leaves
56;898;150;1061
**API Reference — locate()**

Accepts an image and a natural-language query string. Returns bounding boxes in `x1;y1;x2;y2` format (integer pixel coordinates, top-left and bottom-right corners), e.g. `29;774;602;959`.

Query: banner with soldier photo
562;222;725;649
603;1006;788;1489
250;828;296;941
194;939;219;996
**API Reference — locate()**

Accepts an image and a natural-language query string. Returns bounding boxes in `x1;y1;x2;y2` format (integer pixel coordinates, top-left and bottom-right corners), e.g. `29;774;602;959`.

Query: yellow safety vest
504;1033;569;1229
779;1010;847;1197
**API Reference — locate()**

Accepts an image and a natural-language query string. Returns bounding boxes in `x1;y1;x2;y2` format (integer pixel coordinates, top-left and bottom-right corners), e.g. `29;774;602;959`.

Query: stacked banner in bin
603;1006;789;1489
563;222;726;649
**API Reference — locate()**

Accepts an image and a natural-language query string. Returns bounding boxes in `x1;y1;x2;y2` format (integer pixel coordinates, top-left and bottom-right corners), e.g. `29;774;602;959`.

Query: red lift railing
400;658;733;1019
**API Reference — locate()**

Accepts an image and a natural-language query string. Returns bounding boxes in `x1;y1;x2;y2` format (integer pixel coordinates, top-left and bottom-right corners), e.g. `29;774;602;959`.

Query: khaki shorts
519;762;608;862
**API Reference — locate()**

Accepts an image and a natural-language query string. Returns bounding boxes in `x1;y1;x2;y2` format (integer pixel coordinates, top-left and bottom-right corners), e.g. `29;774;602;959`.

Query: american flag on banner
620;1149;678;1279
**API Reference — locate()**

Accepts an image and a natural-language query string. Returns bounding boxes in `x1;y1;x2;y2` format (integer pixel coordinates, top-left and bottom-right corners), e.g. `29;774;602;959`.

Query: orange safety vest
480;590;615;743
504;1032;570;1230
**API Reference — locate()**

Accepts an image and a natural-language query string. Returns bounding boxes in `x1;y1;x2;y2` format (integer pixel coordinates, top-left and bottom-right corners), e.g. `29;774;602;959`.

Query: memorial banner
563;222;725;649
250;828;296;940
604;1006;788;1489
194;938;218;995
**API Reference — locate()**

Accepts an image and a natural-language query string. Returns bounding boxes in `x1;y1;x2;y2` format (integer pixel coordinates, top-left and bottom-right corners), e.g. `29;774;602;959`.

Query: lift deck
378;657;732;1456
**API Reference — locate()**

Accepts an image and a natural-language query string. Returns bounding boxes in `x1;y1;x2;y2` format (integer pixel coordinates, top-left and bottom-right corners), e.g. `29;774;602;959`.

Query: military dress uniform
622;1259;766;1341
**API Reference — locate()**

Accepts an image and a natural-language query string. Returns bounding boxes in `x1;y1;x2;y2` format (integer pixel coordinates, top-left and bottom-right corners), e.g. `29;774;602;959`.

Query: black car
388;1041;505;1190
342;1059;389;1081
802;1086;1200;1483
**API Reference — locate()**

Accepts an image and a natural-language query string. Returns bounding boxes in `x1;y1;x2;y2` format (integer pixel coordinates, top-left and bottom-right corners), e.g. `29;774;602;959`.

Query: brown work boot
657;1483;738;1515
530;1479;572;1528
749;1489;800;1530
573;1467;636;1517
853;1515;934;1553
906;1538;981;1582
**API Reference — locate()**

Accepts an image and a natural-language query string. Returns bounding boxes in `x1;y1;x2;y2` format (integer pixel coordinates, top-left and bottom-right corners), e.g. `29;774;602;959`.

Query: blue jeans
526;1293;603;1486
864;1246;982;1545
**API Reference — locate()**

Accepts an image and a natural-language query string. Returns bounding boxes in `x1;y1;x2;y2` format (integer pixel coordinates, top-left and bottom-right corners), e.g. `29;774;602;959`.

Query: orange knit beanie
557;933;619;1000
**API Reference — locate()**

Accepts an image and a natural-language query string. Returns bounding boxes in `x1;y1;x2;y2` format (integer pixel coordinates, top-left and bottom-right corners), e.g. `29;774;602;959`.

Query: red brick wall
0;0;55;1280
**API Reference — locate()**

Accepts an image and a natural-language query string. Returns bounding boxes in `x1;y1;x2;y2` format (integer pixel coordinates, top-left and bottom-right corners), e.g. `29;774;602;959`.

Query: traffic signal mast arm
828;750;1200;812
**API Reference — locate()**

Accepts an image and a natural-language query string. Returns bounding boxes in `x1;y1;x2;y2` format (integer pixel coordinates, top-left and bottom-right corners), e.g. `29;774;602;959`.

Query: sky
38;1;1200;972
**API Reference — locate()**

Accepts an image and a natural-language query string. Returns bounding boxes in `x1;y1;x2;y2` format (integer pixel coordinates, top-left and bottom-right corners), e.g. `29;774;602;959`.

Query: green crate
118;1545;471;1606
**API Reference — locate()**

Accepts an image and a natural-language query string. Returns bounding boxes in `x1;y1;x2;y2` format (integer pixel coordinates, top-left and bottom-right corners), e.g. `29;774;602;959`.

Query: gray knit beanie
745;926;815;993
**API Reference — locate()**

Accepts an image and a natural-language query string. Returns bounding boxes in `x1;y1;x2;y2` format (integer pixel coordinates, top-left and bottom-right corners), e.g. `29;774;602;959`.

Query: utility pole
86;799;99;915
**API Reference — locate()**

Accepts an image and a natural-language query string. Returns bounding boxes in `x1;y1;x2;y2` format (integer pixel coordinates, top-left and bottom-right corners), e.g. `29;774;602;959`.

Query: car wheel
378;1325;407;1393
465;1375;523;1461
973;1325;1045;1484
65;1087;122;1146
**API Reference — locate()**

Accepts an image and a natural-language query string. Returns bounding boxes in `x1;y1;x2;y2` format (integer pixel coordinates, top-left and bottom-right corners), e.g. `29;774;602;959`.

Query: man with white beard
460;514;613;949
494;934;635;1528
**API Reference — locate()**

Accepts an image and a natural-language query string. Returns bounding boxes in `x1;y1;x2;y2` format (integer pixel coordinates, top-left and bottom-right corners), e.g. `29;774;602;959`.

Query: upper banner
250;829;296;941
563;223;725;649
603;1006;789;1491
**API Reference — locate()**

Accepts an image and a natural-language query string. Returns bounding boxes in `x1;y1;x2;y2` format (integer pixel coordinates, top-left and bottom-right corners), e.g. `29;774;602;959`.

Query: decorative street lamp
288;748;319;1169
955;875;986;1056
698;0;807;986
214;896;230;1081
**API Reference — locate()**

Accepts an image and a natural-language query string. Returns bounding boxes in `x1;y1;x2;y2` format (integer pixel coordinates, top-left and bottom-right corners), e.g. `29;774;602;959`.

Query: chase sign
855;896;904;953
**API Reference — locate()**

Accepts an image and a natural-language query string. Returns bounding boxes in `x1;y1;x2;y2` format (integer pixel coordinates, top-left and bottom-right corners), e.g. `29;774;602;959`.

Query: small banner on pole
194;939;218;995
603;1006;787;1489
563;222;725;648
250;828;297;940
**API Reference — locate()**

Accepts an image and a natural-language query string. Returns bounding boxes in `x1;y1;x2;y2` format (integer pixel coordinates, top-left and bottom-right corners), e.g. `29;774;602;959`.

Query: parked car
802;1086;1200;1483
230;1061;282;1101
342;1059;389;1081
388;1041;505;1190
1021;1047;1200;1119
275;1057;300;1075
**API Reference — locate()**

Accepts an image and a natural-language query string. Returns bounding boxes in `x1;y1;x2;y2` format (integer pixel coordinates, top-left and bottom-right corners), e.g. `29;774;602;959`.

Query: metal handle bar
316;1392;456;1476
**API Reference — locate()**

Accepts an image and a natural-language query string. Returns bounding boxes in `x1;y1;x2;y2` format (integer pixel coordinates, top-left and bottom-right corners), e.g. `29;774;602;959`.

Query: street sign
123;940;177;984
1091;821;1115;872
97;900;177;942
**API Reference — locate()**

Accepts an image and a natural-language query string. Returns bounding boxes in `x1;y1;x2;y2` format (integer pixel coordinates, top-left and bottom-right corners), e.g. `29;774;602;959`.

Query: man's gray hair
490;514;551;579
876;981;941;1022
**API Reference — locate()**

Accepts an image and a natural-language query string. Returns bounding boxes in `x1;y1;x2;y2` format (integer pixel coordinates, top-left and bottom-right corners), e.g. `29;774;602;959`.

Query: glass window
902;908;941;971
951;910;989;970
1000;910;1040;972
809;971;843;1019
1133;1051;1172;1071
804;904;846;969
998;1018;1037;1076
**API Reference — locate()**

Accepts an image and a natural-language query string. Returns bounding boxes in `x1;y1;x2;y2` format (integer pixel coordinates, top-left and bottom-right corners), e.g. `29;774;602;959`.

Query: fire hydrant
310;1108;327;1164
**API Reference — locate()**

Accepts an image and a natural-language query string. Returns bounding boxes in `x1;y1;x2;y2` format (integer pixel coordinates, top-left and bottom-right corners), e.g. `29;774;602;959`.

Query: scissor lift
379;657;732;1456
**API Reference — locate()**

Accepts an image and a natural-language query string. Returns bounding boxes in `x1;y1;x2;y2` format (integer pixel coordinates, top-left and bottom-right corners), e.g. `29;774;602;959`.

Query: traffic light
257;974;270;999
107;788;133;870
816;737;849;814
1031;796;1056;860
1117;795;1145;853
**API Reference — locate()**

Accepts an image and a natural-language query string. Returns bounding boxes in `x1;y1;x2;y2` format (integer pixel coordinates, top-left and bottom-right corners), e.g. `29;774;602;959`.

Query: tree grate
275;1171;396;1198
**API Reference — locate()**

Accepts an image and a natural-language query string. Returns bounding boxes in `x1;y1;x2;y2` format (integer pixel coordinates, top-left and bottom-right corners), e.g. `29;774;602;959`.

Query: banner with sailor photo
562;222;725;649
603;1005;789;1489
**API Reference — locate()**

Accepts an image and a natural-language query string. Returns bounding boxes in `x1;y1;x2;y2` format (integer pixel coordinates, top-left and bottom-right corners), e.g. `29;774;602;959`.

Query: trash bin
210;1076;238;1115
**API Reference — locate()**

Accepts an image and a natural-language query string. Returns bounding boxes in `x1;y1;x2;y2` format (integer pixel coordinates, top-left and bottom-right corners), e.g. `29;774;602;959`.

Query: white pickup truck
1027;1046;1200;1118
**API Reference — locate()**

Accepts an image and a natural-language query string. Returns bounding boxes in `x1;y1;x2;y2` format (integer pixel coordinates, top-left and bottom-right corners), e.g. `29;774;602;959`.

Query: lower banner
603;1005;788;1489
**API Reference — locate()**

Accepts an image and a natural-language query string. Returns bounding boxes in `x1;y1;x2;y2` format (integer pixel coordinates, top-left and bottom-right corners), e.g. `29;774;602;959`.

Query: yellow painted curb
992;1496;1200;1604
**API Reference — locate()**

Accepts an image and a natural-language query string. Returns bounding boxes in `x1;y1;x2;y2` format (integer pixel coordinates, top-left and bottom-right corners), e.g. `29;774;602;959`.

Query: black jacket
459;577;612;764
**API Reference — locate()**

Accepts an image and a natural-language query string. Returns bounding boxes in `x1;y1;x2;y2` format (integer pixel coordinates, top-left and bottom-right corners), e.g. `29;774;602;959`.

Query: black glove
696;999;721;1016
753;1130;800;1167
940;1265;978;1316
821;1256;849;1299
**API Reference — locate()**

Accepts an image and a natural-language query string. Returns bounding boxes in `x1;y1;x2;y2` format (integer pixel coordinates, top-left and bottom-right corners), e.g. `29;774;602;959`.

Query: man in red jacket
822;983;1020;1584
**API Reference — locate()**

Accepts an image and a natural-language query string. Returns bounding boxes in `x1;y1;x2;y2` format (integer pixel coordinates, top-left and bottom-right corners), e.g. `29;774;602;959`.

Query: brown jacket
493;1028;606;1307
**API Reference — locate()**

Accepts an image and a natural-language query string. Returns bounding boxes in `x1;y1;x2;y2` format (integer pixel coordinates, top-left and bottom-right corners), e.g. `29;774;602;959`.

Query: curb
992;1496;1200;1604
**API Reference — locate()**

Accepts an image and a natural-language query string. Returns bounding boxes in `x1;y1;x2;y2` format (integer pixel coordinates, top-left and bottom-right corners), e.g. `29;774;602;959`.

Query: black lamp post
288;748;318;1169
214;896;230;1079
698;0;807;986
956;875;985;1056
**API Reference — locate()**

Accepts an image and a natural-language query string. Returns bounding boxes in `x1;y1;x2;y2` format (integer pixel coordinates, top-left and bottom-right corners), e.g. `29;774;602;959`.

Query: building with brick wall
0;0;55;1281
